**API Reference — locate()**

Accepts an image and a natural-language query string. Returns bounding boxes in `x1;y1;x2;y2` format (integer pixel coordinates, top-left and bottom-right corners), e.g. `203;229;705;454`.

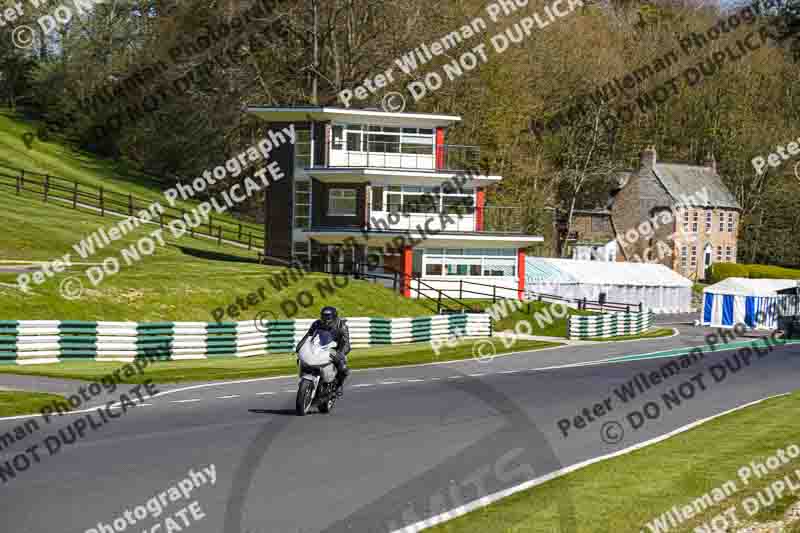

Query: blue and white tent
701;278;799;330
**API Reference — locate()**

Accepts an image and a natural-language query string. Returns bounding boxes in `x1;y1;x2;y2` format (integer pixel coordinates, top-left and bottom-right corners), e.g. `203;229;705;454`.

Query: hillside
0;112;434;321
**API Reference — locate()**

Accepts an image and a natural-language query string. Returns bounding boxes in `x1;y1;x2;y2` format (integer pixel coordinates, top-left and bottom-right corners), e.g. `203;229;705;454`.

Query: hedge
708;263;800;284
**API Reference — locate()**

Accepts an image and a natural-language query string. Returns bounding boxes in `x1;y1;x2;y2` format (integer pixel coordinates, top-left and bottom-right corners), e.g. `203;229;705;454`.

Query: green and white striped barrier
0;314;491;365
567;310;655;340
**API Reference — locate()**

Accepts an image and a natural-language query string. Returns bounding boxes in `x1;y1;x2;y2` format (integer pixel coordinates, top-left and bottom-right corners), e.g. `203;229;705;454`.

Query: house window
683;211;689;233
728;213;735;233
334;124;434;155
692;211;698;233
294;181;311;229
705;210;712;233
691;245;697;266
328;189;357;216
423;248;516;277
719;212;725;232
716;246;722;261
294;127;312;169
681;246;688;267
383;185;474;215
726;245;734;261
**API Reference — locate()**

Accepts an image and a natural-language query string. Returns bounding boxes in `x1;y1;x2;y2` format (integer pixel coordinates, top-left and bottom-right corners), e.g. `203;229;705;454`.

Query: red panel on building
403;246;413;297
475;188;485;231
517;248;526;300
435;128;445;169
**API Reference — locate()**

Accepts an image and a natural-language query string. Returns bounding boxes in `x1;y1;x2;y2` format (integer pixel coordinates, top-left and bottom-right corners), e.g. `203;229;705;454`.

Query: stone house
559;146;741;280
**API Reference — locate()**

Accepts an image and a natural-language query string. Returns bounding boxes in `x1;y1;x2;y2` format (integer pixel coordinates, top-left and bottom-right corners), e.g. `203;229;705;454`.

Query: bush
708;263;749;283
708;263;800;283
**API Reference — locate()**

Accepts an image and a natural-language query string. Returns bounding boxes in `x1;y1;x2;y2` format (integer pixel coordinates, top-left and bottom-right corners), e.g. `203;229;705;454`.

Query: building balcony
296;141;481;173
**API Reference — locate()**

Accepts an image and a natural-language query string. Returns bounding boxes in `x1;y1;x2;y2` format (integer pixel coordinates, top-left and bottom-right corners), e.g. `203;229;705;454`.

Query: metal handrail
296;140;481;172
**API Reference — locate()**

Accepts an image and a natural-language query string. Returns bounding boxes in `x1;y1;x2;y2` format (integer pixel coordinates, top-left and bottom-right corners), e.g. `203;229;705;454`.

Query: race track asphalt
0;326;797;533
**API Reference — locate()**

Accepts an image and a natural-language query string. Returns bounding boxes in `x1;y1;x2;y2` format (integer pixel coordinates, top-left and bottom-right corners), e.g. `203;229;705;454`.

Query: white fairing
298;334;338;383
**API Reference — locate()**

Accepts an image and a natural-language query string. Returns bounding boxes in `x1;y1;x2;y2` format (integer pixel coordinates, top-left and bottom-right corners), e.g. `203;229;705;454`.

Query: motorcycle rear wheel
296;380;315;416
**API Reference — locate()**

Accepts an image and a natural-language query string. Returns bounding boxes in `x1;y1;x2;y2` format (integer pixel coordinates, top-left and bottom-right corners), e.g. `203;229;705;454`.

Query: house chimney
704;152;716;172
640;145;657;170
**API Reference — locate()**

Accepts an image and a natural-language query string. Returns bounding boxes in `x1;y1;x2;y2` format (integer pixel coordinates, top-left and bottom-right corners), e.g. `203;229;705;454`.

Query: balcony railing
365;205;528;234
295;141;481;172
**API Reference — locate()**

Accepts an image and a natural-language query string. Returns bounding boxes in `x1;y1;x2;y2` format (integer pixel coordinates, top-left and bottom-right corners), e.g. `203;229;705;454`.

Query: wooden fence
0;164;265;251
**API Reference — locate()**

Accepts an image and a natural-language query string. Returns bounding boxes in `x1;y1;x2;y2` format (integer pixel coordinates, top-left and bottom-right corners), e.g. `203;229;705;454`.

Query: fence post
492;285;496;303
159;212;164;228
459;280;463;299
43;175;49;202
639;302;643;312
237;223;242;242
489;316;494;337
128;193;133;215
437;291;442;314
72;182;78;208
247;233;252;250
218;226;222;245
15;173;20;194
209;216;213;235
19;169;24;193
99;187;104;216
393;272;398;293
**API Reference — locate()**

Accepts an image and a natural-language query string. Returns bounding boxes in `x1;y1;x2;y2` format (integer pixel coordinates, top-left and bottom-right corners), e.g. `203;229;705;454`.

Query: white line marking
352;384;373;388
448;376;462;379
170;399;201;404
136;403;154;407
406;379;425;383
217;395;240;399
468;373;486;377
500;370;520;374
380;381;401;385
255;392;276;396
282;389;295;393
389;392;791;533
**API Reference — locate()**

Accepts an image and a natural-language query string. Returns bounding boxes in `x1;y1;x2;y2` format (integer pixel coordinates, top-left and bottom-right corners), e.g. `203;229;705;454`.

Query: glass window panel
332;126;344;150
425;264;443;275
387;193;402;212
346;132;362;152
419;129;433;135
329;189;357;216
426;248;444;256
402;128;418;134
469;265;481;276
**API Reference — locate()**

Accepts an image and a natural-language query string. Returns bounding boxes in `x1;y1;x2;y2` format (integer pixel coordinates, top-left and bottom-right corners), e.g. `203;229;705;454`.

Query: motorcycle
295;329;341;416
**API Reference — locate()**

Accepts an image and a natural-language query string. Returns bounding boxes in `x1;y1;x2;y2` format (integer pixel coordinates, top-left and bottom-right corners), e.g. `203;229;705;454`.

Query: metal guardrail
302;140;481;172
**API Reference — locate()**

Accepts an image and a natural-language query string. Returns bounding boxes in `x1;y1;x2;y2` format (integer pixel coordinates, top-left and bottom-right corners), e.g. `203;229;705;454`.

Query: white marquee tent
701;277;799;330
525;258;693;313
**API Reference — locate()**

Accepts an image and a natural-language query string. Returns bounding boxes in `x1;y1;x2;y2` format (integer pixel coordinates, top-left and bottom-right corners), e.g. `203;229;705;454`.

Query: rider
296;306;351;388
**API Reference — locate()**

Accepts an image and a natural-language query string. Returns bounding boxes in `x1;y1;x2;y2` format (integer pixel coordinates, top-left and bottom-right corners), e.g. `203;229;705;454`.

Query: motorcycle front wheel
296;380;315;416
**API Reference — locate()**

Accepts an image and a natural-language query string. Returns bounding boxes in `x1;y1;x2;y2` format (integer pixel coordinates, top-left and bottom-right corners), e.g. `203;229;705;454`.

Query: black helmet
320;306;338;327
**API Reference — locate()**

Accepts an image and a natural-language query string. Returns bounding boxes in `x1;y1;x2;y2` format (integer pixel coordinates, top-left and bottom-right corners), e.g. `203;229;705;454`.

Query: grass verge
584;327;675;342
0;339;561;384
462;299;597;337
0;390;65;417
429;391;800;533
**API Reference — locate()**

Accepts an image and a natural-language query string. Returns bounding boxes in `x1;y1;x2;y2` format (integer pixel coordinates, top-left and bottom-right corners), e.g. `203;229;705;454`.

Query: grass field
429;391;800;533
0;390;65;417
0;339;561;383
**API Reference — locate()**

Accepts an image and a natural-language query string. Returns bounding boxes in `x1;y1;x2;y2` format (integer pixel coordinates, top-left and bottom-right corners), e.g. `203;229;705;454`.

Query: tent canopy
703;277;798;297
525;258;692;287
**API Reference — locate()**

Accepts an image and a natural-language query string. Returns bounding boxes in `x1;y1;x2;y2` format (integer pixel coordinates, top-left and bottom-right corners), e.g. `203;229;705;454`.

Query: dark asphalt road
0;329;797;533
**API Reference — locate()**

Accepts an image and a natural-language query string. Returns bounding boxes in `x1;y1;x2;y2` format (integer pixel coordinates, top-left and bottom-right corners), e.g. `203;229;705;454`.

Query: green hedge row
708;263;800;284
